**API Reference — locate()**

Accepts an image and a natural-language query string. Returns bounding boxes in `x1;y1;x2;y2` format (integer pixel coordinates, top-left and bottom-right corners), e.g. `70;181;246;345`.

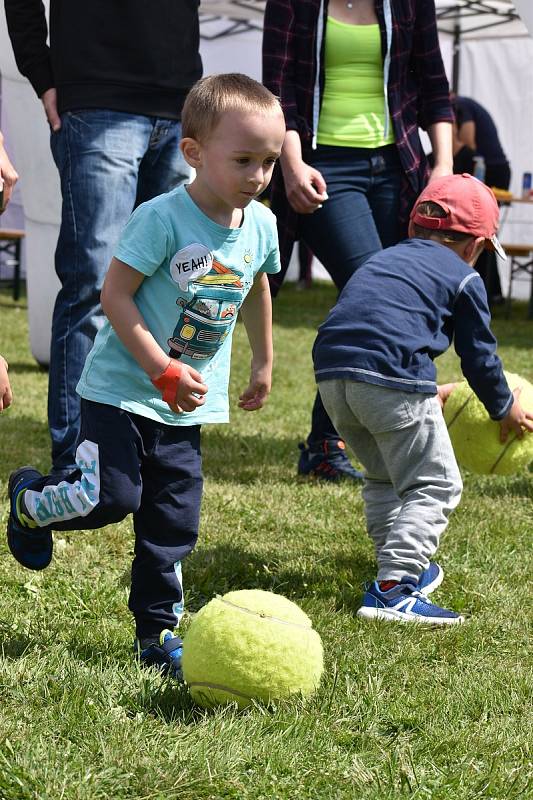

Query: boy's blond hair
182;73;282;142
412;201;472;244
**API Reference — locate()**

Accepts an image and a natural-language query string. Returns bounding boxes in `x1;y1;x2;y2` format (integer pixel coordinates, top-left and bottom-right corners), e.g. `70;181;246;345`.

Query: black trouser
22;399;203;638
476;162;511;302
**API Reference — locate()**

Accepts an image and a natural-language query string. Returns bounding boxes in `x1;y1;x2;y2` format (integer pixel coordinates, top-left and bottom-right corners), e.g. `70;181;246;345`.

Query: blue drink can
522;172;532;198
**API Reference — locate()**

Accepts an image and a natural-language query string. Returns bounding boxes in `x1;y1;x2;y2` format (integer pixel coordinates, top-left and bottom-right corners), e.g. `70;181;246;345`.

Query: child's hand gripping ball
182;589;324;709
444;371;533;475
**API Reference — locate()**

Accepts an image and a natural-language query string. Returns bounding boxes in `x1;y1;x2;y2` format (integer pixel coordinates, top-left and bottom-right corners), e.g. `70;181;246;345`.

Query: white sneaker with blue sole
357;576;463;625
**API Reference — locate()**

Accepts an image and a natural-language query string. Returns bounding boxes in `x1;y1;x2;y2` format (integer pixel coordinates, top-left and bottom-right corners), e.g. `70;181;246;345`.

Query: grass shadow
183;542;373;613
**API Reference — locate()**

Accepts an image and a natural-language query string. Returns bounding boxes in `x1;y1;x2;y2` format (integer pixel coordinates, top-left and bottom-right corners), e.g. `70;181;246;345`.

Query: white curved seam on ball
216;597;313;630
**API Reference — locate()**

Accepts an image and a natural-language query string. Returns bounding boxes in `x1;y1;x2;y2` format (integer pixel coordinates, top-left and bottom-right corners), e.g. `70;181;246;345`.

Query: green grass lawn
0;285;532;800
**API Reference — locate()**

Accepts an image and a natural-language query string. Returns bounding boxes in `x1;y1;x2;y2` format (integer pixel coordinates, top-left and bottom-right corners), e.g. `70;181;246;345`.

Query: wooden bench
0;228;25;301
502;243;533;319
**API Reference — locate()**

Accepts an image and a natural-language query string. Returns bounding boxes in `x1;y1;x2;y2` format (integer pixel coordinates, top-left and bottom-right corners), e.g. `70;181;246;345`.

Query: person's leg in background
480;162;511;304
135;118;190;205
48;113;190;477
297;145;402;482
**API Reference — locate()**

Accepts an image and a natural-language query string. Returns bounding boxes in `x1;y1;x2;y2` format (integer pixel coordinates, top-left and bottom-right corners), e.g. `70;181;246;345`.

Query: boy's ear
464;235;486;263
180;137;202;168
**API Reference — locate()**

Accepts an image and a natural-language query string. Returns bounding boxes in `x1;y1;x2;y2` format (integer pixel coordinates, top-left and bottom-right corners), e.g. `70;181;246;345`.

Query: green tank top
317;18;395;148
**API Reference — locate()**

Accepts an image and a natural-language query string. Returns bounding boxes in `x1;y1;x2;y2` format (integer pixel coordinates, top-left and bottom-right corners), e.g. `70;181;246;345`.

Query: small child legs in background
319;380;464;625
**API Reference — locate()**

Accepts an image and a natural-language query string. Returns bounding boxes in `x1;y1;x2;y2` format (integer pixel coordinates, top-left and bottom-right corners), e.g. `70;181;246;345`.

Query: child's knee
100;484;142;522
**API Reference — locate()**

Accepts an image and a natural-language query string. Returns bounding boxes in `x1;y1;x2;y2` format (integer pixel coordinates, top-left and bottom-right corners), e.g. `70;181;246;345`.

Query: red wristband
151;360;183;404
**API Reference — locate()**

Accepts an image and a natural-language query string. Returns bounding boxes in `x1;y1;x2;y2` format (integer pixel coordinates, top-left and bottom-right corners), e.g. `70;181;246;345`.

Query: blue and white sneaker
357;577;463;625
135;629;183;680
416;563;444;595
7;466;53;571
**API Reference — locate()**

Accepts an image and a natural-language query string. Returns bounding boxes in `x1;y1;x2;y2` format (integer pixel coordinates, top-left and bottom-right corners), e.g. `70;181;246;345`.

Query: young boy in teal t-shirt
7;74;286;677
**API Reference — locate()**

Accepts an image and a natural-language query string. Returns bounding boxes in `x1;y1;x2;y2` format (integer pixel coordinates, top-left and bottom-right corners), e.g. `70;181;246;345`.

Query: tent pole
452;22;460;94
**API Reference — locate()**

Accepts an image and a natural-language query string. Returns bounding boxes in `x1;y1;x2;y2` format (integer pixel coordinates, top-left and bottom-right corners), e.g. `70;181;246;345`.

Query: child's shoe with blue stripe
135;629;183;680
298;440;364;482
7;467;53;571
357;577;463;625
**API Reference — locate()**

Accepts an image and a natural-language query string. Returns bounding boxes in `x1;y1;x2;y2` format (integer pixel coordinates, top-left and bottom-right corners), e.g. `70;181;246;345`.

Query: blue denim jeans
49;110;190;474
299;144;404;447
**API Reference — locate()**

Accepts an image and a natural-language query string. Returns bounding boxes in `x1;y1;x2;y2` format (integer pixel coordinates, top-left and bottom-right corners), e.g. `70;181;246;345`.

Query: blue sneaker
416;563;443;595
357;578;463;625
7;467;53;571
298;440;364;482
135;629;183;680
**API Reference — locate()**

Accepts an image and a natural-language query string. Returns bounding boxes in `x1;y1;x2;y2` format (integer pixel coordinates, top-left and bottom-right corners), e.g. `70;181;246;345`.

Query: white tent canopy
1;0;532;364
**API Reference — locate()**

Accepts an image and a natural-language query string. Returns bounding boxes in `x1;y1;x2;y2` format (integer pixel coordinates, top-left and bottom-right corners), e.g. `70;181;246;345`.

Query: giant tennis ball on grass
182;589;324;709
444;371;533;475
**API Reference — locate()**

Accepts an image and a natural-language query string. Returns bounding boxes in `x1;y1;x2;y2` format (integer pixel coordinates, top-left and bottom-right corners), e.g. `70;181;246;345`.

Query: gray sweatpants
318;380;463;582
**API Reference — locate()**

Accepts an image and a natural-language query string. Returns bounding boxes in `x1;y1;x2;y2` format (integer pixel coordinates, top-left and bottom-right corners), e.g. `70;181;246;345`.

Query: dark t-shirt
455;97;508;167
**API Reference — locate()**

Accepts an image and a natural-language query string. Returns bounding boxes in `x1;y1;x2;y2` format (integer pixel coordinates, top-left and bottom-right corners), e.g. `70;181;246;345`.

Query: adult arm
427;121;453;180
0;355;13;411
4;0;54;98
411;0;454;167
263;0;300;132
456;120;477;151
238;273;274;411
263;0;327;213
4;0;61;129
0;132;19;212
101;258;207;413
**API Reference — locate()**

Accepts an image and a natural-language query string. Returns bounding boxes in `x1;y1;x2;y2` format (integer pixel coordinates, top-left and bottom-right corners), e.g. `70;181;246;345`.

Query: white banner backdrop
1;2;532;364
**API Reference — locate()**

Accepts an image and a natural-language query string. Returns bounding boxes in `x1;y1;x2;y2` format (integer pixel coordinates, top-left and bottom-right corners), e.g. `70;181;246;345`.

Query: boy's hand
437;382;458;409
238;366;271;411
152;359;208;414
0;355;13;410
499;387;533;442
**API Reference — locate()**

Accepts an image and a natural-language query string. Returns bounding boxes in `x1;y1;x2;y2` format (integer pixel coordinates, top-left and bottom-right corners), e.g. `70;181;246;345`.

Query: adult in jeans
4;0;202;475
263;0;453;481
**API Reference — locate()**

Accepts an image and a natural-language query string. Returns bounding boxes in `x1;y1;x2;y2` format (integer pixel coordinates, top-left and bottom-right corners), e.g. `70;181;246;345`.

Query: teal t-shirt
77;184;280;425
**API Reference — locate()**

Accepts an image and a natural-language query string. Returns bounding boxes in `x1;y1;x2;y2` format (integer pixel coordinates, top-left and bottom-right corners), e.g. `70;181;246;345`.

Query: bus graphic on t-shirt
168;274;242;360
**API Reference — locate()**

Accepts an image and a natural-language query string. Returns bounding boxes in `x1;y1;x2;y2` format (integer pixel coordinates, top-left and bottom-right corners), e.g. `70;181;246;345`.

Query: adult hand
499;387;533;442
281;160;328;214
0;138;19;213
41;88;62;132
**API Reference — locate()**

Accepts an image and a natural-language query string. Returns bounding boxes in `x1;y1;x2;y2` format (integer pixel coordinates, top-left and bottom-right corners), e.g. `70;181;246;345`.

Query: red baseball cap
410;173;506;260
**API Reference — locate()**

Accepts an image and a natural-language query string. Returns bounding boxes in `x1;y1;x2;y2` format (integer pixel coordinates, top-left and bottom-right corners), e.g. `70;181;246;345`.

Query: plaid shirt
262;0;453;292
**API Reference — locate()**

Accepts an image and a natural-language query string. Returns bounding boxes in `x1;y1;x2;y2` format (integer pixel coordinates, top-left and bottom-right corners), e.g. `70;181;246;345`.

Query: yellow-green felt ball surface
182;589;324;709
444;371;533;475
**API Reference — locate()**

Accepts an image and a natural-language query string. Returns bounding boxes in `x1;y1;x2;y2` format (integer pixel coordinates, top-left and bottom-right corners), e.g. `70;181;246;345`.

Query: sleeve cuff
489;391;514;421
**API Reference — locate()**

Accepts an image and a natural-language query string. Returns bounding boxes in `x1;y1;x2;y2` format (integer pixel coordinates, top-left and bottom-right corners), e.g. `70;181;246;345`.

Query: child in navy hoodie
313;174;533;624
